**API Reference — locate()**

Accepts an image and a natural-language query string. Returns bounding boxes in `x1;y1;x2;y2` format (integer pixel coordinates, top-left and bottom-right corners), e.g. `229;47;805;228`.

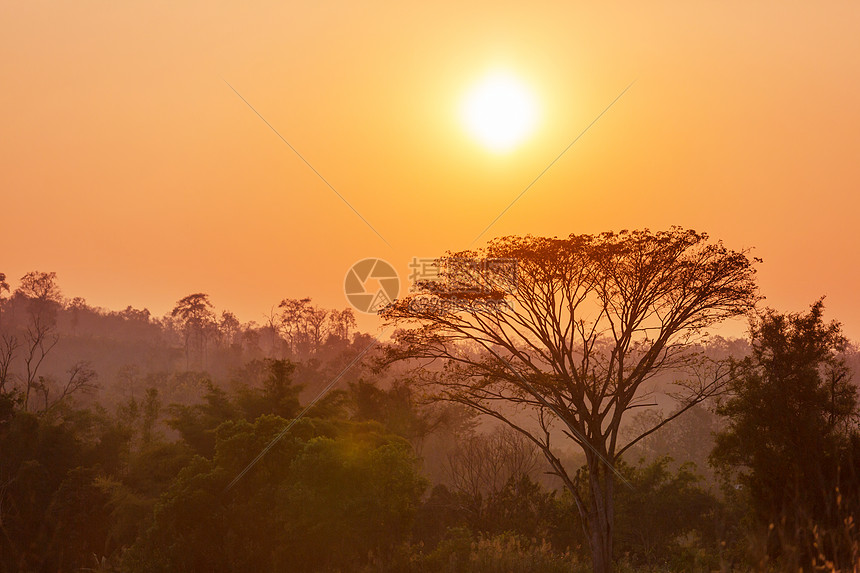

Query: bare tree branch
379;228;759;573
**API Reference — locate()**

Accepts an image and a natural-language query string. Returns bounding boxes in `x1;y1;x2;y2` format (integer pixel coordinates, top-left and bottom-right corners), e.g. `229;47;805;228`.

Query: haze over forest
3;1;860;572
2;241;859;572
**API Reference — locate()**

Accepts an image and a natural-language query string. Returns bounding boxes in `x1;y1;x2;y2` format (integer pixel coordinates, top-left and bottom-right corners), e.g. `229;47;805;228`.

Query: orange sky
2;1;859;339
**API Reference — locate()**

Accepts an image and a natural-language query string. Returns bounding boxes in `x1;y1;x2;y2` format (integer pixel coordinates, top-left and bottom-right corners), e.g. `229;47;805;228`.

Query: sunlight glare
461;70;539;153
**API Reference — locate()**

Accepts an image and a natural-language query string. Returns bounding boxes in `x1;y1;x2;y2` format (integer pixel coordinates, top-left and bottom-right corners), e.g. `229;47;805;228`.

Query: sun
461;70;539;153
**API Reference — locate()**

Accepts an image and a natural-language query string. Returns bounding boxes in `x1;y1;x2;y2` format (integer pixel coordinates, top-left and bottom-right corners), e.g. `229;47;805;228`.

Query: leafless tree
0;334;17;395
34;360;99;413
22;310;59;410
14;272;63;411
0;272;9;315
447;426;540;500
0;273;14;395
381;228;759;573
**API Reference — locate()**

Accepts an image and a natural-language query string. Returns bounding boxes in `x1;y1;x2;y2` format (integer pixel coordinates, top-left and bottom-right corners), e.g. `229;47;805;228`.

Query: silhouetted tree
446;426;540;503
305;306;328;354
33;360;99;413
711;300;860;568
218;310;242;348
16;271;62;303
118;305;151;323
15;271;63;410
0;334;16;396
328;308;356;342
276;298;340;357
277;298;311;356
0;272;9;309
171;293;216;369
235;359;302;421
0;273;12;395
66;296;89;335
381;228;759;573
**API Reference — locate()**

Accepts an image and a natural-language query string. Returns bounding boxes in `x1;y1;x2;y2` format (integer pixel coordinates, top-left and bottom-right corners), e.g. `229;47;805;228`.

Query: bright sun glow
461;70;539;152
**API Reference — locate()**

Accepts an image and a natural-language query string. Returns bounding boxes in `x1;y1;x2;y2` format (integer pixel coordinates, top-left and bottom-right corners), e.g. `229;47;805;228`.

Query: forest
1;231;859;573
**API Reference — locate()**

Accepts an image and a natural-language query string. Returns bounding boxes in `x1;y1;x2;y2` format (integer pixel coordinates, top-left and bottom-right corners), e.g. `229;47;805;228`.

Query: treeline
0;271;365;412
1;271;859;571
1;353;717;572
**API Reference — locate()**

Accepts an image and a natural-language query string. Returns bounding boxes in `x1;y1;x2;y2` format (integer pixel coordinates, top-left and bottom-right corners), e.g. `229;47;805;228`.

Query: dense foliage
0;268;857;572
711;301;860;569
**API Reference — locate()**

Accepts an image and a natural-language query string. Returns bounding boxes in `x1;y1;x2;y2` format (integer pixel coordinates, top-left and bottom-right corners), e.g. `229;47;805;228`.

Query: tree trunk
586;457;615;573
589;521;613;573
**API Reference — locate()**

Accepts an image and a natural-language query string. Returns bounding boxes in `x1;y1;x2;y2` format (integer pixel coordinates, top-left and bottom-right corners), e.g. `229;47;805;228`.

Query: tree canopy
381;228;759;573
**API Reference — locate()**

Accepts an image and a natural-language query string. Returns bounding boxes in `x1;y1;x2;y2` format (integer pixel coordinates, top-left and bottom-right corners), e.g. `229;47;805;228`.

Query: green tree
167;381;237;457
711;301;859;568
350;378;447;446
381;228;758;573
611;457;719;570
125;416;426;572
0;404;124;571
140;387;161;446
234;359;303;421
42;467;112;570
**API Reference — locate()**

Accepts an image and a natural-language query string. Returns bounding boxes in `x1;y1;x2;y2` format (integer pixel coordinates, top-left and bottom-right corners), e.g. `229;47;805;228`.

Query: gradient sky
2;1;859;338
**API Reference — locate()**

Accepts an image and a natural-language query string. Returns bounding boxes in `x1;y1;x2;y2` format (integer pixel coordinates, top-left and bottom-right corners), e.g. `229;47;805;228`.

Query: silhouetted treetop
381;227;760;573
171;293;215;325
15;271;62;303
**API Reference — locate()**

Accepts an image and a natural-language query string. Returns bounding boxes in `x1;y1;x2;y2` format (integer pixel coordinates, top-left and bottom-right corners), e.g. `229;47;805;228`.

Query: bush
375;530;590;573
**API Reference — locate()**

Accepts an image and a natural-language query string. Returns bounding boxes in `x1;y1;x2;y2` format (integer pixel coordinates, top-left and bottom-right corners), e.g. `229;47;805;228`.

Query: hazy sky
2;2;859;338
